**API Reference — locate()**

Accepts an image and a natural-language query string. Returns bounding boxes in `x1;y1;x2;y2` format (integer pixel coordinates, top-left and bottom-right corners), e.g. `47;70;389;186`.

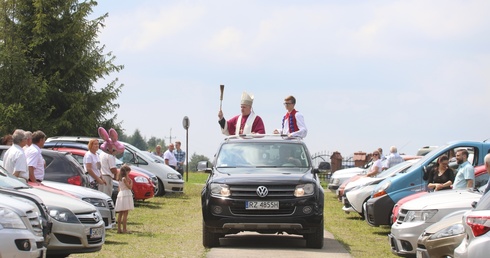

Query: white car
328;166;367;192
389;187;486;257
0;170;105;257
41;180;116;229
454;190;490;258
0;194;47;258
343;159;419;217
46;136;184;196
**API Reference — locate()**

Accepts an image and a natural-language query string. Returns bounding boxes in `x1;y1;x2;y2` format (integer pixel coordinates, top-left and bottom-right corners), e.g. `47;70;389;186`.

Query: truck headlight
210;183;230;197
295;183;315;197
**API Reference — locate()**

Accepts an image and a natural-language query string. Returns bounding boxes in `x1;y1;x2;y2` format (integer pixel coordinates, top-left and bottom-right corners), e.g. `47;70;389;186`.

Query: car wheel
202;221;220;248
155;179;165;196
305;220;324;249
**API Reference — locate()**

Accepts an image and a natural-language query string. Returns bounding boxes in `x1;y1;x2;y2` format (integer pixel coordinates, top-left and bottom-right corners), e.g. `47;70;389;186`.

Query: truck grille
230;185;295;199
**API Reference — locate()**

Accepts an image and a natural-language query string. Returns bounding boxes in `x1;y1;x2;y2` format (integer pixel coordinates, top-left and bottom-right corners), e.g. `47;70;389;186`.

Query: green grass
71;173;397;258
323;190;398;258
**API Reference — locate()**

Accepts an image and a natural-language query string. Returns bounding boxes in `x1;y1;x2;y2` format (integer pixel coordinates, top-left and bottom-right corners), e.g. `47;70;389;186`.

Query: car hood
21;188;96;213
424;210;468;234
401;190;481;211
42;180;111;199
331;167;365;178
345;176;382;190
213;170;314;185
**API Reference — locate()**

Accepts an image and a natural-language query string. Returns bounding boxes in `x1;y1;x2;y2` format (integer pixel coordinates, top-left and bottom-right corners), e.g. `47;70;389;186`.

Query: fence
311;150;369;182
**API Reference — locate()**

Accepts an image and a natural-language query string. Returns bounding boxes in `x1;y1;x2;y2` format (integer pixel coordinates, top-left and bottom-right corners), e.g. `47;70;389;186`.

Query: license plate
246;201;279;210
90;227;103;238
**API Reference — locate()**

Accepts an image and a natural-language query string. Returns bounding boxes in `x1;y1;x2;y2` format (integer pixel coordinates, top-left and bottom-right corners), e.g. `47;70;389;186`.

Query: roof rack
223;134;303;141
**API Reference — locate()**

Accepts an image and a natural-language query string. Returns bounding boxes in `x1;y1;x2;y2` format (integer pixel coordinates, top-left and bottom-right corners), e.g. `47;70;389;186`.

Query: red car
48;147;154;201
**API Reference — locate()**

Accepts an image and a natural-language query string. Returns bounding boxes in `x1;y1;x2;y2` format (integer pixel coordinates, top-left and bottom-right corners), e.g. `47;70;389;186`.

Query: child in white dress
114;164;134;233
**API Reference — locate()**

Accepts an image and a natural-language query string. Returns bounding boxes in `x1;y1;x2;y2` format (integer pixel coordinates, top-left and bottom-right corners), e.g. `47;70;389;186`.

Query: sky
91;0;490;161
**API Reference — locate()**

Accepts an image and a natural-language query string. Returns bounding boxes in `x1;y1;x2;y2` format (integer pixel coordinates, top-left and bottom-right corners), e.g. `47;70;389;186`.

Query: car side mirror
197;161;212;173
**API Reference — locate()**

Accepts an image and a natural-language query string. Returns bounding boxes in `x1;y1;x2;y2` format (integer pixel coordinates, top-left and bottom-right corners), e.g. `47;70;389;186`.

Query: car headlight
295;183;315;197
133;176;148;183
404;210;438;222
331;178;339;185
429;223;465;240
48;206;80;223
167;173;180;180
0;207;27;229
210;183;230;197
82;198;107;208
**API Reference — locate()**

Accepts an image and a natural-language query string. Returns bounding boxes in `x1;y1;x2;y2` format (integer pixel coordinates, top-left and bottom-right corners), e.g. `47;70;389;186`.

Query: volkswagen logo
256;186;269;197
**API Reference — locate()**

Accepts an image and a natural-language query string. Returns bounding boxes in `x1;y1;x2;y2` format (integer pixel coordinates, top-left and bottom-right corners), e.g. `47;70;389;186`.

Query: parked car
454;188;490;258
48;146;155;201
37;180;116;228
0;194;47;258
343;159;419;218
46;137;184;196
416;210;467;258
391;164;488;224
0;168;105;257
199;135;325;248
389;185;487;257
328;165;368;192
0;145;90;187
366;141;490;227
337;155;421;201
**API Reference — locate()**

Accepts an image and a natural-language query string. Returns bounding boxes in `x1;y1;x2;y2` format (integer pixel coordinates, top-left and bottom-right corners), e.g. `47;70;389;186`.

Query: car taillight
467;215;490;237
67;175;82;186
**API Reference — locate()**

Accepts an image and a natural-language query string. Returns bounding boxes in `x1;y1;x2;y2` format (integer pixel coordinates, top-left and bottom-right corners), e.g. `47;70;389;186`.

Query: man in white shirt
3;129;29;180
99;149;118;197
25;131;46;182
163;143;178;170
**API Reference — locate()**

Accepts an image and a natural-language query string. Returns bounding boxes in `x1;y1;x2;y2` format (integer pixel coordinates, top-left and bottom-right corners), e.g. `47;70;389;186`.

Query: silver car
454;191;490;258
0;194;47;258
41;180;115;229
0;170;105;257
390;188;485;257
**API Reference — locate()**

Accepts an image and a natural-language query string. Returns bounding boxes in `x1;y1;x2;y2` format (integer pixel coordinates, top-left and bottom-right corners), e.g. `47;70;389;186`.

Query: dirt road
206;230;352;258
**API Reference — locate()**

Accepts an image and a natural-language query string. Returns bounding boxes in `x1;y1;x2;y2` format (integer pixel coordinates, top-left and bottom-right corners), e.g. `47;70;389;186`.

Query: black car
199;135;325;248
41;149;90;187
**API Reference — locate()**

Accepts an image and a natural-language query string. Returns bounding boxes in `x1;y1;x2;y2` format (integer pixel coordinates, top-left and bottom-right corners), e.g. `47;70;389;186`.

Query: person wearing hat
274;95;307;138
218;92;265;135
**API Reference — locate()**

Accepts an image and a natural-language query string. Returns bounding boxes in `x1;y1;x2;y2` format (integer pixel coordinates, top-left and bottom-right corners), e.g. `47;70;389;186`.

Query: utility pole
164;128;176;144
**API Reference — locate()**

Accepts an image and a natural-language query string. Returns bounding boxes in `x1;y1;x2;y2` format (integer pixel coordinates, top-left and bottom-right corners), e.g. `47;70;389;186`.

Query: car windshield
376;159;419;178
216;142;309;168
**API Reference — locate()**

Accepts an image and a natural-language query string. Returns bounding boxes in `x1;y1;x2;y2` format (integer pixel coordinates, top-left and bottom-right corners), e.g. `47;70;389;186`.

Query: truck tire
202;221;221;248
305;222;324;249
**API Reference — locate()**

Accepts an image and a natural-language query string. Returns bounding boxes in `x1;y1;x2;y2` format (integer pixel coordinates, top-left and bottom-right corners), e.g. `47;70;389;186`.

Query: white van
45;136;184;196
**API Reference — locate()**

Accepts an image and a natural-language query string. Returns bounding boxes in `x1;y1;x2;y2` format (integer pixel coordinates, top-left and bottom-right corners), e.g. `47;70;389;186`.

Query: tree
0;0;123;136
188;153;210;172
128;129;148;151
